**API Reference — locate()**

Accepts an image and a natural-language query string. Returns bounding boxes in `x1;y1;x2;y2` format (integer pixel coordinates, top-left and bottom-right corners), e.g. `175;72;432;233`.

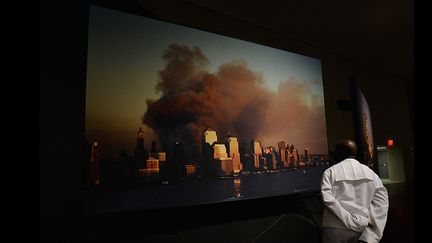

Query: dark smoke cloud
142;43;270;160
142;43;328;161
156;44;208;94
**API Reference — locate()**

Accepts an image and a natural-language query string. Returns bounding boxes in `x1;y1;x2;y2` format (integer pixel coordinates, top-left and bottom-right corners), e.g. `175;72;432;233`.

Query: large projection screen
84;5;329;214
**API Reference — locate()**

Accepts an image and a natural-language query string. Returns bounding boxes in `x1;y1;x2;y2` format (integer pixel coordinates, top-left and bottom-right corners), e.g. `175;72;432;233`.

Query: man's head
333;140;357;162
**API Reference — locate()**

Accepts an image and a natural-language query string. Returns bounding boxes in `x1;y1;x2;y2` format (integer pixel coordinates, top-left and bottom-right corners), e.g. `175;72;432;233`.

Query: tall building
293;149;299;167
202;128;217;177
288;144;296;167
288;148;294;167
250;140;262;169
134;126;148;169
238;142;251;172
213;143;233;175
112;149;135;186
304;148;309;164
264;146;277;170
277;141;287;168
225;136;242;173
173;140;185;179
203;128;217;145
270;147;277;170
151;140;157;153
90;141;101;186
263;149;271;169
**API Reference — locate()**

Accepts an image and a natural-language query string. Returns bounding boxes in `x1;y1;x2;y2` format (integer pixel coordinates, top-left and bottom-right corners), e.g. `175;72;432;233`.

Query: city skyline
85;124;329;189
88;125;324;161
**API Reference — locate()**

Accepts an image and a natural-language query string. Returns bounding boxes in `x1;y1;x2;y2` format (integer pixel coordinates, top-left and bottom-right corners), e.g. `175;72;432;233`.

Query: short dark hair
334;140;357;162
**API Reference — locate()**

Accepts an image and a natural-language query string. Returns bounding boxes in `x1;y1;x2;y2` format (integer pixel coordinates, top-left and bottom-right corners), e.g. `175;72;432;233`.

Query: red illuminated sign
387;139;394;148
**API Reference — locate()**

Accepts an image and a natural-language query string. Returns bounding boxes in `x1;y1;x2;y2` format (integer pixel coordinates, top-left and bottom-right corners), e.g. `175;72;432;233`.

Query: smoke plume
258;79;327;153
142;43;327;161
143;44;270;158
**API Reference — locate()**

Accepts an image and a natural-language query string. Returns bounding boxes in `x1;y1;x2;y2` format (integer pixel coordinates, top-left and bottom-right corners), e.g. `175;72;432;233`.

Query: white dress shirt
321;158;389;243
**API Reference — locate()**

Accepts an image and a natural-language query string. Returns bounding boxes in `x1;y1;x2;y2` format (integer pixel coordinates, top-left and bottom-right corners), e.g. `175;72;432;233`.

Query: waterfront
84;165;329;214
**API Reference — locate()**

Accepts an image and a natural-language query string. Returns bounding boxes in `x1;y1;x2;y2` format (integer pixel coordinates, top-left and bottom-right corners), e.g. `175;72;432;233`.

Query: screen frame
84;0;328;236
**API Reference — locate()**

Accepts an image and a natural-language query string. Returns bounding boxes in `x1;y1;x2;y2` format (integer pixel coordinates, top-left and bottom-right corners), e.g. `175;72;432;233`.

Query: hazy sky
85;5;328;156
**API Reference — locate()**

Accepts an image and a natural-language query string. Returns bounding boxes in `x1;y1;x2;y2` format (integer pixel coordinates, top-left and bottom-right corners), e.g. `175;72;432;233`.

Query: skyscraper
293;149;299;167
213;143;233;175
269;147;277;170
251;140;262;169
288;147;294;167
151;140;157;153
134;126;148;169
225;136;242;173
290;144;295;153
113;149;134;186
203;128;217;145
173;140;185;179
277;141;287;168
238;142;251;172
202;128;217;177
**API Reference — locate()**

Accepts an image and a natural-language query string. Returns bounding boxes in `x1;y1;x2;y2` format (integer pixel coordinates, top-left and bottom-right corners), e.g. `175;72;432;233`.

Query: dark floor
88;181;414;243
380;181;414;243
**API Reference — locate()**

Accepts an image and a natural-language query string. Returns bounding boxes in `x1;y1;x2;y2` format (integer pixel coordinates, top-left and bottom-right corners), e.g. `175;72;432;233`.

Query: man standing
321;140;388;243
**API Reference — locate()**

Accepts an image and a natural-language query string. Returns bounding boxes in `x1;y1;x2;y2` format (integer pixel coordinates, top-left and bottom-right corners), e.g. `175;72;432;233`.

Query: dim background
40;0;414;242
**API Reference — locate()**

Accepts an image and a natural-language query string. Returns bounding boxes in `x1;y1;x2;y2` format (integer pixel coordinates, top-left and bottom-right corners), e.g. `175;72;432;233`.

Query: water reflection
233;178;242;199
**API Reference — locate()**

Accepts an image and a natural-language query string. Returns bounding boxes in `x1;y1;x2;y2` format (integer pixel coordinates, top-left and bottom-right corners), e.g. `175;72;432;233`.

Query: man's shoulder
328;158;378;181
357;162;380;178
323;164;335;174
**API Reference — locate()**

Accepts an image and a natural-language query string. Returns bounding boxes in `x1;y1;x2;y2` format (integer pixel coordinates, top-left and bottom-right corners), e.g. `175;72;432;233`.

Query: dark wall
39;0;88;242
39;0;414;242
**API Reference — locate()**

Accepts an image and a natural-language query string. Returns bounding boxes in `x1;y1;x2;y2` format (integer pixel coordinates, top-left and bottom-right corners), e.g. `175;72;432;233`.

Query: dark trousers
322;227;362;243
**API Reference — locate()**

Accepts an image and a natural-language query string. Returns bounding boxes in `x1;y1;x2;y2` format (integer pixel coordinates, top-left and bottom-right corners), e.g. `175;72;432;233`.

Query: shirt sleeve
321;169;369;232
359;178;389;243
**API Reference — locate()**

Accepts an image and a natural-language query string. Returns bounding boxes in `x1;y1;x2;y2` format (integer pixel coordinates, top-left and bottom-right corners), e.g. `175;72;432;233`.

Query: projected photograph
84;5;330;214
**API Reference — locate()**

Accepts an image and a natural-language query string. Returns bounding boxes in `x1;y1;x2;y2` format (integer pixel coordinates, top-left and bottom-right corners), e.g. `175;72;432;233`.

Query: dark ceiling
185;0;414;81
93;0;413;81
